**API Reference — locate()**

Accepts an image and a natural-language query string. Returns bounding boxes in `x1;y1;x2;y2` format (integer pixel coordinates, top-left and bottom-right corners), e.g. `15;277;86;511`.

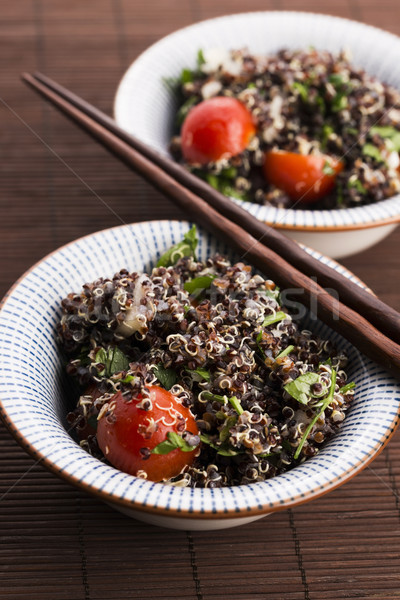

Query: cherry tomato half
181;97;256;164
263;150;343;205
97;385;199;482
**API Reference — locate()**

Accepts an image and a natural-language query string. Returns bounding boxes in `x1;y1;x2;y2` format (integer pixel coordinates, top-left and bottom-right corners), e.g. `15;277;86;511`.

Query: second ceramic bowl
114;11;400;258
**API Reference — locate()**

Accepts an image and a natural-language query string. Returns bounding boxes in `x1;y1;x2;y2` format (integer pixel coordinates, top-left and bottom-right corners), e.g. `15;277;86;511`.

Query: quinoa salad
58;228;355;487
169;47;400;209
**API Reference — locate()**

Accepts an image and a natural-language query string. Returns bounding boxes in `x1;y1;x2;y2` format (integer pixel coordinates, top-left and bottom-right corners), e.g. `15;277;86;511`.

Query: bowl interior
114;12;400;229
0;220;399;518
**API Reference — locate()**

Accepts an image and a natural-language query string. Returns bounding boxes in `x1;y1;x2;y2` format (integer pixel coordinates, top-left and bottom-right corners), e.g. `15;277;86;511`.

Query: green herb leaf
339;381;356;394
293;81;309;102
336;181;344;206
321;124;334;149
184;274;215;294
221;185;250;202
322;161;335;176
370;125;400;152
109;347;130;375
263;286;281;303
294;369;337;460
201;391;227;404
95;347;130;378
229;396;244;415
216;446;243;457
157;225;198;267
284;372;321;405
362;143;384;163
276;345;295;360
331;93;348;113
197;48;205;67
221;166;237;179
370;125;399;138
262;311;288;328
200;433;218;449
329;73;345;87
348;179;367;195
121;374;135;384
176;96;199;126
152;431;197;455
181;68;193;84
200;432;242;456
185;367;211;382
153;364;177;390
219;416;237;442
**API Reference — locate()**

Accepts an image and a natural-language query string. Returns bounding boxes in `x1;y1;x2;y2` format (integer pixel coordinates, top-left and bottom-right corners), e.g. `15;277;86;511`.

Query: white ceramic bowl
114;12;400;259
0;220;399;530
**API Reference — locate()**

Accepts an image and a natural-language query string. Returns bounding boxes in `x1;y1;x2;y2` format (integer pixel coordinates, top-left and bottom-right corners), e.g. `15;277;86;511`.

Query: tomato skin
263;150;343;204
181;97;256;164
97;386;199;482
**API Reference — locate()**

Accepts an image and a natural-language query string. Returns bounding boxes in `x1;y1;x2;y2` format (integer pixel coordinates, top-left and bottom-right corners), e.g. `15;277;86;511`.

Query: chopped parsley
95;346;130;377
362;143;384;163
184;274;215;294
276;345;295;360
153;364;177;390
284;372;322;405
294;369;337;460
157;225;198;267
339;381;356;394
152;431;197;455
322;161;336;176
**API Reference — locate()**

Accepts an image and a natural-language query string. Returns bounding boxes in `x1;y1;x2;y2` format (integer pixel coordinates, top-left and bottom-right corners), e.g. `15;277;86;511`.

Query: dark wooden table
1;1;400;599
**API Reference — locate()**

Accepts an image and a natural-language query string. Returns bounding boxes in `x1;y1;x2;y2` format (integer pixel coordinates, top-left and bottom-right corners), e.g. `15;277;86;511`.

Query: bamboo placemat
1;1;400;598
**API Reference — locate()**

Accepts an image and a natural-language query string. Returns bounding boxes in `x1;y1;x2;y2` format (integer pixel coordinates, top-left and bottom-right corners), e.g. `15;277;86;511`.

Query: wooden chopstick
21;72;400;378
26;71;400;347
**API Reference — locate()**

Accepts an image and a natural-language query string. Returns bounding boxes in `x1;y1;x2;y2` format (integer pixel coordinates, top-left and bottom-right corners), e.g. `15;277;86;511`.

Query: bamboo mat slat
1;0;400;599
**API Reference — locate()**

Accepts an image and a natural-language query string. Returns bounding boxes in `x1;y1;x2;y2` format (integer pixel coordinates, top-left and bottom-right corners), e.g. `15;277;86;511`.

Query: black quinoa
170;47;400;209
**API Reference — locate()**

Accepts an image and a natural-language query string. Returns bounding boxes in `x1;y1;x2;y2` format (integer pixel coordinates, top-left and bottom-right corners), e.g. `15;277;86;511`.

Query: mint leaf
157;225;198;267
284;372;321;405
153;364;177;390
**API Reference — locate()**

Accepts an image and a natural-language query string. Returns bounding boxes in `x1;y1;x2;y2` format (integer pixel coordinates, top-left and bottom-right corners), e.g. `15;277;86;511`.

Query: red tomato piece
263;150;343;205
181;97;256;164
97;385;199;482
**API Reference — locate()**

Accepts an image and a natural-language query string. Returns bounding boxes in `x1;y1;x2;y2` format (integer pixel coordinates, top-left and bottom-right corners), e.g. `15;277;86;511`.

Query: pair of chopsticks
22;72;400;378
